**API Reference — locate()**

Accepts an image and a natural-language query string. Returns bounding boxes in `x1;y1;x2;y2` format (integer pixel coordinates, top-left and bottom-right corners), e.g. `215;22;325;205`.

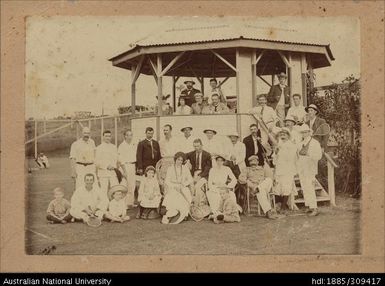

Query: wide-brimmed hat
181;126;193;132
203;129;217;135
184;78;195;85
305;104;319;114
156;94;171;100
248;155;259;164
284;115;296;123
107;184;128;201
227;131;240;138
299;124;312;133
277;72;288;78
215;154;226;161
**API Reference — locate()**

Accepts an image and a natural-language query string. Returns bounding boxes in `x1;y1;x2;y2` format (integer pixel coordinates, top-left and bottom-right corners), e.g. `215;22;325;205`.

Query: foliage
307;75;361;196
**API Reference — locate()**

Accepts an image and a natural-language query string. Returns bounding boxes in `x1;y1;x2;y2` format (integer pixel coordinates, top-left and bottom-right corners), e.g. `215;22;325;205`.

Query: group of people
155;78;230;116
46;72;329;225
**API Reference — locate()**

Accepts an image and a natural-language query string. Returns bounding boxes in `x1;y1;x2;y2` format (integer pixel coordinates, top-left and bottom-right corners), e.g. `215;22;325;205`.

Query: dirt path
26;157;360;255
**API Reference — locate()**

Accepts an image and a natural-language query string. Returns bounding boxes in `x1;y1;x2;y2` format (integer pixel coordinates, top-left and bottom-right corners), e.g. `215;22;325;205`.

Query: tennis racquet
87;214;102;227
312;123;331;137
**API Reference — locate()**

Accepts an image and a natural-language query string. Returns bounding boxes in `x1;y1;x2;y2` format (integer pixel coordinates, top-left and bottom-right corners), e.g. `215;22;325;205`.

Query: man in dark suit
267;72;290;126
180;78;201;107
186;139;212;192
136;127;161;175
242;123;266;167
305;104;329;151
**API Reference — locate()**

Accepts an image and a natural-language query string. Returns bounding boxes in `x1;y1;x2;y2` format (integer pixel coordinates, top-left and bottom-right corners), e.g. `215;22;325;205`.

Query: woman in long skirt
161;152;194;224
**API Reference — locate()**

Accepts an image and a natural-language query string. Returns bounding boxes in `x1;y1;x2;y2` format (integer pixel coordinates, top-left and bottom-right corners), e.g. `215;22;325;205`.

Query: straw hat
184;78;195;85
284;115;296;123
107;185;128;201
305;104;319;114
203;129;217;135
277;72;288;78
180;126;193;132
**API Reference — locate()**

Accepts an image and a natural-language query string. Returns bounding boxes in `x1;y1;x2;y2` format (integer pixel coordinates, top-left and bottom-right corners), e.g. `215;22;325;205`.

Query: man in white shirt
175;97;192;115
297;124;323;216
118;129;137;208
69;126;96;189
249;94;279;147
202;129;228;164
284;115;302;145
70;173;107;223
159;124;177;157
95;130;119;201
209;78;227;104
287;94;307;124
226;132;246;178
178;126;195;154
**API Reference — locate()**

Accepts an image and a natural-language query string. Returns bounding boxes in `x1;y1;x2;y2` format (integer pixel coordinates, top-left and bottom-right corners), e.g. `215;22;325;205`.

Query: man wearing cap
284;115;302;145
273;128;298;214
95;130;119;201
180;78;201;107
178;126;195;154
238;156;279;219
305;104;329;150
191;93;209;115
70;173;107;223
267;72;291;125
136;127;161;175
297;124;322;216
204;93;229;114
287;93;307;124
209;78;227;104
227;132;246;178
159;124;178;157
70;126;96;189
118;129;137;208
202;129;228;164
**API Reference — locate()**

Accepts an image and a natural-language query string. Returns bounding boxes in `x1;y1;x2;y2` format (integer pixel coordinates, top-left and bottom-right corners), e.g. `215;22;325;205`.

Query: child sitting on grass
213;188;241;224
46;187;72;224
136;166;162;219
105;185;131;223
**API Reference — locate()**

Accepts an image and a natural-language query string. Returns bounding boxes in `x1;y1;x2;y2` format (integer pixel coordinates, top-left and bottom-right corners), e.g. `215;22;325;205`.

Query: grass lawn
26;156;361;255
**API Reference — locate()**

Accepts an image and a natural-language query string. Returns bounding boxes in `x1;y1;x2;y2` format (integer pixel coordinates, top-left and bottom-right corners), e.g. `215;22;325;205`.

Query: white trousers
123;163;136;206
298;172;317;209
75;164;96;189
98;170;119;202
206;188;236;215
248;177;273;214
275;174;296;196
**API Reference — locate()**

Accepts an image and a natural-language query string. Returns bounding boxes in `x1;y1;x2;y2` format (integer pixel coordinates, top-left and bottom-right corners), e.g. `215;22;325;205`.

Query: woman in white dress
161;152;194;224
206;155;237;216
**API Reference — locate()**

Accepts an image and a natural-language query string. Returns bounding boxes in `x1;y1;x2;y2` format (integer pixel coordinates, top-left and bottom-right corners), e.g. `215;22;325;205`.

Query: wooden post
172;76;176;111
272;74;275;85
301;53;307;105
328;160;336;206
288;53;293;105
157;54;163;116
114;116;118;146
34;120;38;158
131;66;136;116
200;77;204;94
100;117;104;142
251;50;257;107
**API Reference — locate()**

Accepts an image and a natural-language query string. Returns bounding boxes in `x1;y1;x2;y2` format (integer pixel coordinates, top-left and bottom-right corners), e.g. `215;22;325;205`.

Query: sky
25;16;360;119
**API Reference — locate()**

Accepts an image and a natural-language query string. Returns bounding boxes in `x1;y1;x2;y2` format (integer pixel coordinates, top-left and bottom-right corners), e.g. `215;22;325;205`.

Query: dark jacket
180;88;201;107
267;84;290;110
136;139;161;171
306;116;329;150
186;150;212;179
242;132;265;167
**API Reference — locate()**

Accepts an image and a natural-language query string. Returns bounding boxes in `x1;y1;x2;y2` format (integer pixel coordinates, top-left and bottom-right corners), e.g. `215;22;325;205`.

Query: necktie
261;106;265;116
214;105;218;112
150;140;154;159
196;152;199;170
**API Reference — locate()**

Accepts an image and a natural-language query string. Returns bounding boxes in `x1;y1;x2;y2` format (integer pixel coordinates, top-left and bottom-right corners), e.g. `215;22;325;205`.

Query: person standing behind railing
136;127;161;175
180;78;201;107
267;72;290;126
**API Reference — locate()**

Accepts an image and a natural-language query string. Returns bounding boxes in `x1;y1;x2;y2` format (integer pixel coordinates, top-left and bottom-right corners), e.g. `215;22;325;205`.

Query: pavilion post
301;53;307;106
200;77;204;94
131;66;136;116
172;76;176;111
251;50;257;107
288;53;293;105
157;54;163;117
114;116;118;146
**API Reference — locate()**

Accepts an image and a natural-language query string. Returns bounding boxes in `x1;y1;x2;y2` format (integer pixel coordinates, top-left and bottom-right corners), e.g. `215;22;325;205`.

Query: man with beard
180;78;201;107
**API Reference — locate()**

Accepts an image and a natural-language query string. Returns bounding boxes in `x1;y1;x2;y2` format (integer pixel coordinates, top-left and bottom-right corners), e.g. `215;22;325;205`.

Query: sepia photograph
24;15;362;256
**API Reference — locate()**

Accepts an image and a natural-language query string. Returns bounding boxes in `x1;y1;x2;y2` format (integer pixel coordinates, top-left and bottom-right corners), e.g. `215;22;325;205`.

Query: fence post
34;120;38;158
114;116;118;146
327;160;336;206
